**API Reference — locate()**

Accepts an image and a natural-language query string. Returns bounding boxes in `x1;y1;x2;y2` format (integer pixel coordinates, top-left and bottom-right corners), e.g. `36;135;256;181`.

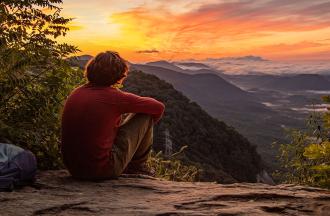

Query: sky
58;0;330;62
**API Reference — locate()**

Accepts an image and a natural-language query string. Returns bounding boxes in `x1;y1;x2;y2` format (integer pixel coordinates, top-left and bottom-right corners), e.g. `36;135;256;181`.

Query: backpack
0;143;37;192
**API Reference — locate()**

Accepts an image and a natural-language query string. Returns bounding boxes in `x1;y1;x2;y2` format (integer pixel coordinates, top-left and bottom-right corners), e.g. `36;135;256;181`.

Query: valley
133;60;330;172
69;55;330;175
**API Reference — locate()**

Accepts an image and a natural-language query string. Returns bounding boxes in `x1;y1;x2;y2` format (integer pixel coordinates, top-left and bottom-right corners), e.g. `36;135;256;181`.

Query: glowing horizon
58;0;330;62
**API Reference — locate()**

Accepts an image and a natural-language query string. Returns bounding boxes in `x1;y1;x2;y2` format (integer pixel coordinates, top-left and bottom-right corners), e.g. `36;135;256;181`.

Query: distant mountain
173;62;212;71
174;62;211;68
207;55;268;62
234;56;268;61
67;55;93;69
146;60;185;72
145;60;223;75
227;74;330;91
325;75;330;82
123;70;263;182
77;55;93;61
189;68;223;75
132;64;258;103
322;71;330;76
224;74;277;90
263;74;330;91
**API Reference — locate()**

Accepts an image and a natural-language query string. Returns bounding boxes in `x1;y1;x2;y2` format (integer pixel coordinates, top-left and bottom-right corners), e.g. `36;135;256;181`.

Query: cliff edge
1;170;329;216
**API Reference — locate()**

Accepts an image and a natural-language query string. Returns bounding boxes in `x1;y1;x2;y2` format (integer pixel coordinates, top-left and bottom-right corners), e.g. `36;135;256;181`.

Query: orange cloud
61;0;330;61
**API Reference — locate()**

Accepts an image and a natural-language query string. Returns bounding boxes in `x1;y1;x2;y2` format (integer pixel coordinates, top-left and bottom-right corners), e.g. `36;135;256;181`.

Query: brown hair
85;51;128;86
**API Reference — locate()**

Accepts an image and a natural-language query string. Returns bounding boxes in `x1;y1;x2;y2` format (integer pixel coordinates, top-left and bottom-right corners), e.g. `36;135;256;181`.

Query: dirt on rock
1;170;329;216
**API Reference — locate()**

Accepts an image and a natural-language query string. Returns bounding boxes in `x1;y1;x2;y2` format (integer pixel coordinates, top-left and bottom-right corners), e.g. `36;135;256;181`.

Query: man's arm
116;91;165;123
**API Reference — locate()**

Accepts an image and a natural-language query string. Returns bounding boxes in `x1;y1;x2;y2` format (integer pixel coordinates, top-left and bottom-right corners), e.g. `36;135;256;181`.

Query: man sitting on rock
61;51;165;180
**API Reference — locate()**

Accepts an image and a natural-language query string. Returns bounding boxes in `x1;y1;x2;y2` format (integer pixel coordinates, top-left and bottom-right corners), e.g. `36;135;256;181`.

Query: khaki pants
109;113;153;177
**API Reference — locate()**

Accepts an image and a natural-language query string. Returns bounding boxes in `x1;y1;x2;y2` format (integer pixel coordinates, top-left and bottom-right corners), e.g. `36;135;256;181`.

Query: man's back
61;83;164;179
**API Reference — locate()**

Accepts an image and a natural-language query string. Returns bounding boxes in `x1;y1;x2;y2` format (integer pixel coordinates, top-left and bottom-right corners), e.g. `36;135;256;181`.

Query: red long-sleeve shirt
61;83;165;179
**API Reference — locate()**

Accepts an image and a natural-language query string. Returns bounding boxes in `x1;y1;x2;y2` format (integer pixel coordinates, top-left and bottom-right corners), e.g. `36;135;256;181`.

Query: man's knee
134;113;153;125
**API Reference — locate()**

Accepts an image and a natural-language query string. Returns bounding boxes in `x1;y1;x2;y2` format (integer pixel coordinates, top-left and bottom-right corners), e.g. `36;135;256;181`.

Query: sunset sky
59;0;330;62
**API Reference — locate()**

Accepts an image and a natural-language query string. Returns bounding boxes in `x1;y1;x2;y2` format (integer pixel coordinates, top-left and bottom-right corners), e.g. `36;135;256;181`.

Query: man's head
85;51;128;86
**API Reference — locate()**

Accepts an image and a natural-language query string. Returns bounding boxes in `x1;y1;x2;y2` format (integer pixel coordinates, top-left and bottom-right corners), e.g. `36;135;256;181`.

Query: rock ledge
1;170;329;215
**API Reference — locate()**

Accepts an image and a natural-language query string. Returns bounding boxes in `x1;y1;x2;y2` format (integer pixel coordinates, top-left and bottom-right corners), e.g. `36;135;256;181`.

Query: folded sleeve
116;91;165;123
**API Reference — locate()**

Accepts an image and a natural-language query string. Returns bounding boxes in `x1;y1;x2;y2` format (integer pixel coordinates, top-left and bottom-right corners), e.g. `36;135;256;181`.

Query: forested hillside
123;70;263;182
131;63;284;170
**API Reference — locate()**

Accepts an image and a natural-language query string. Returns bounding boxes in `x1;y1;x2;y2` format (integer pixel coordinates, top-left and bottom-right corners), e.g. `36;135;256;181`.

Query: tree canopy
0;0;83;169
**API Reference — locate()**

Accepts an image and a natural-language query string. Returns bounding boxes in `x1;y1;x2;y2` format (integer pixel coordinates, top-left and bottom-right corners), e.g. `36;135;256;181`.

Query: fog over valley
172;56;330;76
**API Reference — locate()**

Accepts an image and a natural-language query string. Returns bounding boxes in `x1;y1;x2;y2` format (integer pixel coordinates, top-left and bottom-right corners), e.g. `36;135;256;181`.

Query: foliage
147;146;200;182
0;0;83;169
277;96;330;188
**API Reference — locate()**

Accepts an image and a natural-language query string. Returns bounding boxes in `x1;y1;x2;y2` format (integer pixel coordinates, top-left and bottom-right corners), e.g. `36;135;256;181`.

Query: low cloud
136;49;160;54
199;57;330;75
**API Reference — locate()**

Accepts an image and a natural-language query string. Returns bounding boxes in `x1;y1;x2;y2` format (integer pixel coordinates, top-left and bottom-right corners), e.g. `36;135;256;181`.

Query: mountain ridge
123;70;263;182
131;64;259;103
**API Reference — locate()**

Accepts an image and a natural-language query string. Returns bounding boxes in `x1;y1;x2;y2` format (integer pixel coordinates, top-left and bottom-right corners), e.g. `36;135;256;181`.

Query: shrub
147;146;200;182
277;96;330;188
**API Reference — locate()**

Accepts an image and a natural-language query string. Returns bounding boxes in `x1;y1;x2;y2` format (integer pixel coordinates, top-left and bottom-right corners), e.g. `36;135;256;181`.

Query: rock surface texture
1;170;330;216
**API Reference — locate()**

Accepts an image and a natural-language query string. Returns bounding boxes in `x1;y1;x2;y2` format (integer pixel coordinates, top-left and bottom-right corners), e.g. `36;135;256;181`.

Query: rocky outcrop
1;170;329;216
